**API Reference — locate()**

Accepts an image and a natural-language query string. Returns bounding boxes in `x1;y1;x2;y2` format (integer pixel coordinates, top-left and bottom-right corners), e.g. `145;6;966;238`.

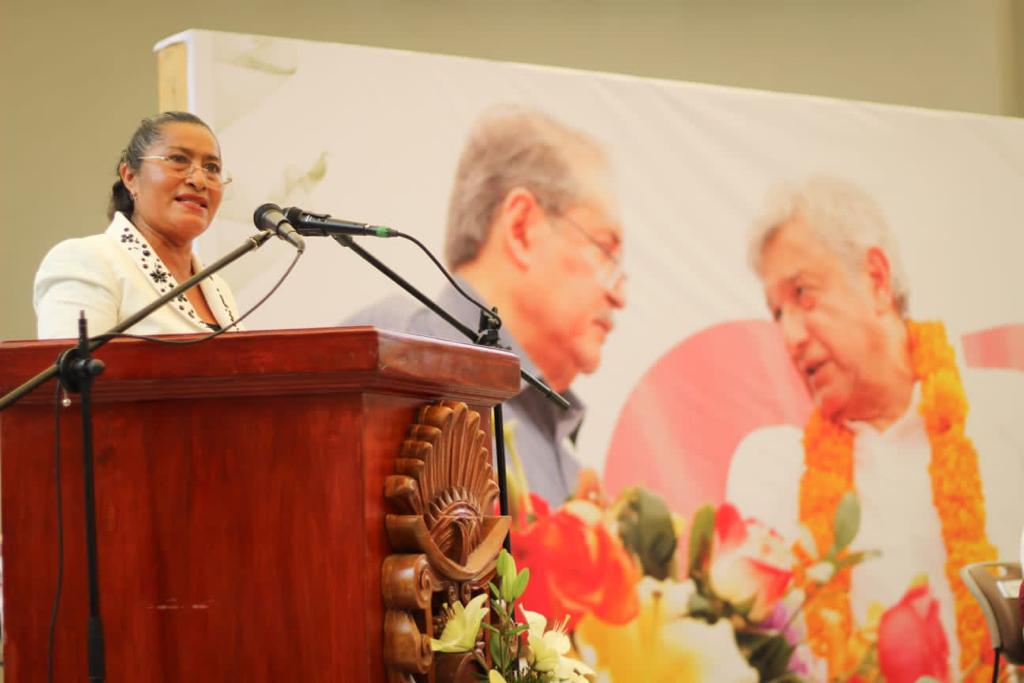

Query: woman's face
121;122;224;247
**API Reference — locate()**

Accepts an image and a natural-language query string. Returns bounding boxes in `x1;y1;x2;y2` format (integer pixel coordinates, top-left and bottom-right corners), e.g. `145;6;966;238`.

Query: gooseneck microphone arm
0;229;273;410
330;231;566;555
285;206;398;238
275;203;567;409
328;232;570;411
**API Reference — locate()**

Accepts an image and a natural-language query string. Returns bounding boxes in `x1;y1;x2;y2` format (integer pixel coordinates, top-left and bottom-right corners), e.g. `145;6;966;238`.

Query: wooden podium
0;327;520;682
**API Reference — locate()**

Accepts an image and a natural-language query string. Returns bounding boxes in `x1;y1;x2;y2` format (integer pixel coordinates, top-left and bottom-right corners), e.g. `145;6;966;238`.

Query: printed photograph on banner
342;106;624;507
175;29;1024;682
603;177;1024;681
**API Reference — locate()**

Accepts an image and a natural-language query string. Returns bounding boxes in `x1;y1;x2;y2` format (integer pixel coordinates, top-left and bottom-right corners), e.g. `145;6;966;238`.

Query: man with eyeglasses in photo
346;106;626;507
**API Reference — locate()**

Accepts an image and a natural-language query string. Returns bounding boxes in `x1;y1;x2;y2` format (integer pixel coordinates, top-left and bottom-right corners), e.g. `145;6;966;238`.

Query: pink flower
878;583;950;683
708;504;794;621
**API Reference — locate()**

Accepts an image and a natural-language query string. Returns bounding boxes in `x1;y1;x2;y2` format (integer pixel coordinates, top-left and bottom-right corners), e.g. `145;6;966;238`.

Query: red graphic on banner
603;320;811;521
962;324;1024;372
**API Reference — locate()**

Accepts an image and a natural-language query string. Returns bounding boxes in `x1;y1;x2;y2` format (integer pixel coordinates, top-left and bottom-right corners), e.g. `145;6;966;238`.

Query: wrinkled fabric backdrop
169;27;1024;677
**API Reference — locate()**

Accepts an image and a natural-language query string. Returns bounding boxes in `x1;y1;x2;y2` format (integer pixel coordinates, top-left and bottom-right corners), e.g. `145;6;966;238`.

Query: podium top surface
0;326;521;406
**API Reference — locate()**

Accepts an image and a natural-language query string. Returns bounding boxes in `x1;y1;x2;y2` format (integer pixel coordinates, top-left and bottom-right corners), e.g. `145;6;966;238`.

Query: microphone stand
0;229;274;682
0;230;272;411
329;235;568;410
475;309;512;553
330;234;570;552
57;313;106;683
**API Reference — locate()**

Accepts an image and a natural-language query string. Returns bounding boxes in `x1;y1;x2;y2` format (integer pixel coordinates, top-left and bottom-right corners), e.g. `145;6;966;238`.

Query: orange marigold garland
798;320;997;682
799;410;857;676
914;321;998;683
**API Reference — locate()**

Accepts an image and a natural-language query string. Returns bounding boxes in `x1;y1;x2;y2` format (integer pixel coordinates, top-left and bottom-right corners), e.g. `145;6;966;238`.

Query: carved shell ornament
385;401;509;580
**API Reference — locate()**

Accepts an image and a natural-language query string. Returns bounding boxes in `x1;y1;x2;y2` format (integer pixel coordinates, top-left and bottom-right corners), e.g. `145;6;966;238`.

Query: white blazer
34;213;242;339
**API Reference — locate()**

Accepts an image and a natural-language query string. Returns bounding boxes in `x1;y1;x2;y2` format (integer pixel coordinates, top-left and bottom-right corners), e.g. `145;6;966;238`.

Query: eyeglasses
139;154;233;187
551;212;626;292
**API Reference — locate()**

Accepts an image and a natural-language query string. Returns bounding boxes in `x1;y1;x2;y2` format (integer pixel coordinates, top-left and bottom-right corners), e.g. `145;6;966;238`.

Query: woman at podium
33;111;241;339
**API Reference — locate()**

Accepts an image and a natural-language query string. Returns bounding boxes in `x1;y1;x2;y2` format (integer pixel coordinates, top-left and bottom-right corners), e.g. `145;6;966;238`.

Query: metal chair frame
960;561;1023;683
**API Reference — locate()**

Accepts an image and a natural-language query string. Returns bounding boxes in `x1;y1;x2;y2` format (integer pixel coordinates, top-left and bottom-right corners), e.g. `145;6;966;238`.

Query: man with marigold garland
726;177;1024;682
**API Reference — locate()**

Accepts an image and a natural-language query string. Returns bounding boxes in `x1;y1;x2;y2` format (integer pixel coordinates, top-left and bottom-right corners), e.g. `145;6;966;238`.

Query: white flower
563;499;604;526
576;577;758;683
667;618;759;683
635;575;695;620
430;593;488;653
795;523;818;557
805;561;835;584
522;606;595;682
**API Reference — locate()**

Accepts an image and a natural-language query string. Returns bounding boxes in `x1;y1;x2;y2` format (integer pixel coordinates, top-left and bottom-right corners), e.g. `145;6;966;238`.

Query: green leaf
737;629;795;681
511;568;530;601
686;593;717;620
832;492;860;552
489;630;506;669
615;487;680;580
688;504;717;578
730;594;757;618
833;549;882;573
497;550;519;602
735;628;773;652
497;549;515;578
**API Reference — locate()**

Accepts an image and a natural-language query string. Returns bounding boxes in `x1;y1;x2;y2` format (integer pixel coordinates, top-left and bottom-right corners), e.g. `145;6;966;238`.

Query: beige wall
1013;0;1024;114
1;0;1020;342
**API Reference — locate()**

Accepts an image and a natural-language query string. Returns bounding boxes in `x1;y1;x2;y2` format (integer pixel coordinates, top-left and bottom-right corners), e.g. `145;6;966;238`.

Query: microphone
253;203;306;252
284;206;398;238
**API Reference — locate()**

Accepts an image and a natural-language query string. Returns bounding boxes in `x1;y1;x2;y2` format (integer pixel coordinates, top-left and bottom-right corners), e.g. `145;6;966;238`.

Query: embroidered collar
109;213;236;327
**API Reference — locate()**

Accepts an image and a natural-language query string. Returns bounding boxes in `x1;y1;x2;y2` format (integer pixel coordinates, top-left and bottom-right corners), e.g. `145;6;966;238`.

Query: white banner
166;29;1024;682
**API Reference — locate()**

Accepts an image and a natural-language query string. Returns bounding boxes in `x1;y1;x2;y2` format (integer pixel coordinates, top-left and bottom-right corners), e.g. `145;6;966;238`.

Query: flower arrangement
509;463;958;682
427;416;971;683
430;477;957;682
429;548;594;683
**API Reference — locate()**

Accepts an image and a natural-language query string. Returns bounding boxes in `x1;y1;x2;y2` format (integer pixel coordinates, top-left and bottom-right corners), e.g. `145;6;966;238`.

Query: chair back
961;561;1024;664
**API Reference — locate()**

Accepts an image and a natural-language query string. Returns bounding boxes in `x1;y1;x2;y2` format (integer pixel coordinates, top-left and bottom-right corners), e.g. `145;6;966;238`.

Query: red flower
878;583;950;683
511;499;641;629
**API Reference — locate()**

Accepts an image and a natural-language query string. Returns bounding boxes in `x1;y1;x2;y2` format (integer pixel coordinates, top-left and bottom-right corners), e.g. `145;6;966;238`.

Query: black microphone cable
90;244;303;347
283;204;502;336
388;230;503;337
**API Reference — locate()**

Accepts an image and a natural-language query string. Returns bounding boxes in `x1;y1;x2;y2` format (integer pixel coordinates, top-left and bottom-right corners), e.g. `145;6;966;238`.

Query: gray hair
444;106;609;268
748;177;910;317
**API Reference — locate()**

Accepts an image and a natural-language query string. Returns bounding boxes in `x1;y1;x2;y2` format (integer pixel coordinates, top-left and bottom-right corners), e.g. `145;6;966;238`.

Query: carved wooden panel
382;400;509;683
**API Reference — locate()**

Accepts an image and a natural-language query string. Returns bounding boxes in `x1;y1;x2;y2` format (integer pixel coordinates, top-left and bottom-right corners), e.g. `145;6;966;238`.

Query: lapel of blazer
196;264;238;328
108;213;206;330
